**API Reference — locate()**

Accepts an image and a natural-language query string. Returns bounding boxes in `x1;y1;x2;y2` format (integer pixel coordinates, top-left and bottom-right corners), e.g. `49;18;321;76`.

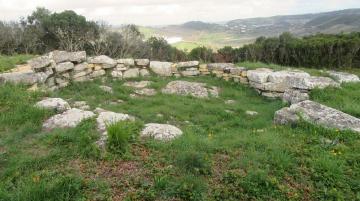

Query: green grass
0;55;34;73
1;74;360;200
311;82;360;118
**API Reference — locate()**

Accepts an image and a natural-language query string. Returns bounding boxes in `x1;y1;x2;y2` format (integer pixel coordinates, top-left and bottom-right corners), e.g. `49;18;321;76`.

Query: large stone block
55;62;74;73
176;61;199;69
117;58;135;66
247;68;273;83
150;61;173;77
123;68;140;78
135;59;150;66
28;56;52;69
88;55;116;68
290;100;360;133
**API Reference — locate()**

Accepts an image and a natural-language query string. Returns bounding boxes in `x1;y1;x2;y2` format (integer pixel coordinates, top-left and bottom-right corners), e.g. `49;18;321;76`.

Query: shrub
171;176;207;201
175;151;211;175
106;121;143;154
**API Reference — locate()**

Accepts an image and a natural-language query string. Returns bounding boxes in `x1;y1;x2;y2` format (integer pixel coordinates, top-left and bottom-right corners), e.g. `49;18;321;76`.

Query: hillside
142;8;360;50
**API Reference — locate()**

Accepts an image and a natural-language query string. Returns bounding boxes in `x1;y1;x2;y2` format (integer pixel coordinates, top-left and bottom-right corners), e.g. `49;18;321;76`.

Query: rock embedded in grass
35;98;71;113
99;85;113;93
43;108;95;130
327;71;360;83
141;123;183;141
275;100;360;133
96;111;135;147
162;80;219;98
246;111;258;116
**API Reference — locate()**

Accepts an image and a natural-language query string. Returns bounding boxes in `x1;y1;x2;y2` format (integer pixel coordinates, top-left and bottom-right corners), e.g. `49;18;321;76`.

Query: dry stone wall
1;50;360;138
0;50;359;102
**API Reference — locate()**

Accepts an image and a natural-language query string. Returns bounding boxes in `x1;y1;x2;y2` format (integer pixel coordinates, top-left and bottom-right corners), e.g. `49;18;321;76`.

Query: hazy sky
0;0;359;26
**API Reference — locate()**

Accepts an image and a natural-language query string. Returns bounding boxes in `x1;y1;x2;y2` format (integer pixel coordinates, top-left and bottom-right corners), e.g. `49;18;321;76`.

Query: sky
0;0;359;26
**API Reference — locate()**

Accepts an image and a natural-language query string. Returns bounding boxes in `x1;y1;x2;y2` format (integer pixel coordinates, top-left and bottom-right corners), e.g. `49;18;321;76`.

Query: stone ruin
1;50;360;145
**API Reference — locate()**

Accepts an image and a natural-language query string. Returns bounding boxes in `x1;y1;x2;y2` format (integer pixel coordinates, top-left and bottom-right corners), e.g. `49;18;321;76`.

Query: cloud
0;0;359;25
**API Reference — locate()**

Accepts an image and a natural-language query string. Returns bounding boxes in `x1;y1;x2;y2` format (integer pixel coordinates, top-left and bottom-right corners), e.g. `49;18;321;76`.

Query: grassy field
0;73;360;200
0;55;34;73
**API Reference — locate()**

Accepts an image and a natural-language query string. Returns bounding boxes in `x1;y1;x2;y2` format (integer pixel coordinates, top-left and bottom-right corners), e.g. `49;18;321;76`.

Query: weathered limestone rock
88;55;116;68
28;56;51;70
111;70;123;79
207;63;236;71
55;62;74;73
69;51;86;63
275;101;360;133
73;101;90;110
73;63;89;72
139;69;150;77
162;81;219;98
246;111;258;116
150;61;173;76
141;123;183;141
135;88;157;96
90;70;106;78
99;85;113;93
74;76;91;82
268;70;310;84
296;76;340;90
123;68;140;78
327;71;360;83
181;70;200;76
49;51;70;63
96;111;135;147
35;98;71;113
290;100;360;132
250;82;289;92
135;59;150;66
0;71;42;85
123;81;152;88
261;92;283;98
274;107;300;125
43;108;95;130
115;64;128;71
282;89;309;104
176;61;199;68
247;68;273;83
117;59;135;66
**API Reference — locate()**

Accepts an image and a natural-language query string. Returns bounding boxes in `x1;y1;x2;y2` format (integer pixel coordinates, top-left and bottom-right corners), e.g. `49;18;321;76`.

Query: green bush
175;151;211;175
106;121;143;154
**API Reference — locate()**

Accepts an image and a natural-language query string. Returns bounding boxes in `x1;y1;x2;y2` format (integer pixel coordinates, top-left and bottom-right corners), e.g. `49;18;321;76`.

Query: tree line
0;7;359;68
0;7;187;61
216;32;360;68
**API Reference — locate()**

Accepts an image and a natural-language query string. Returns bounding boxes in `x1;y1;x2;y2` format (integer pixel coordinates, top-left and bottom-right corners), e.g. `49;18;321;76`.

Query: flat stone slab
327;71;360;83
295;76;340;90
0;71;46;85
43;108;95;130
141;123;183;141
123;81;152;88
275;100;360;133
162;81;219;98
35;98;71;113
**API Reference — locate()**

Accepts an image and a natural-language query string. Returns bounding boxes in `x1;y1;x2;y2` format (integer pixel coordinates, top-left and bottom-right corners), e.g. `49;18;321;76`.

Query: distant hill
141;8;360;51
